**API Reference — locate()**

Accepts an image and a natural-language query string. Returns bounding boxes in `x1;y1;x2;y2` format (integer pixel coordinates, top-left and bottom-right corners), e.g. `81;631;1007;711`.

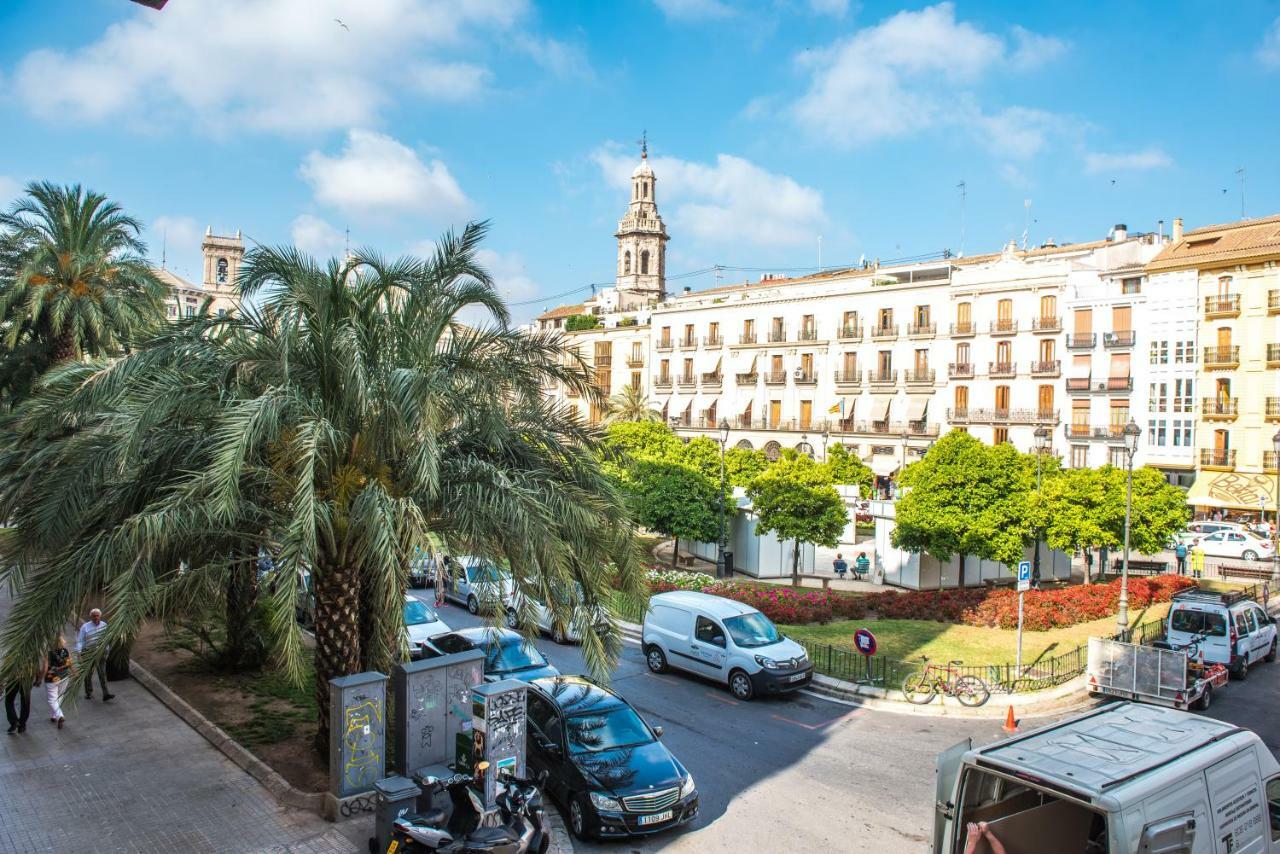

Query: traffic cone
1002;705;1018;734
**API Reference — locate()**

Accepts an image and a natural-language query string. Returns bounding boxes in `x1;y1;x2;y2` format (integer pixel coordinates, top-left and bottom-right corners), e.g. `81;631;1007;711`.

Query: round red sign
853;628;877;657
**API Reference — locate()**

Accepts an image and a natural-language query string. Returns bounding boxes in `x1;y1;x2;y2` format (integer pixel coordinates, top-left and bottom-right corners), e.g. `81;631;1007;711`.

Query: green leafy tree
563;313;600;331
602;419;681;465
725;446;770;488
747;454;847;583
676;435;723;481
0;182;167;403
627;460;720;568
604;384;661;424
1039;467;1117;582
893;431;1032;587
821;442;874;494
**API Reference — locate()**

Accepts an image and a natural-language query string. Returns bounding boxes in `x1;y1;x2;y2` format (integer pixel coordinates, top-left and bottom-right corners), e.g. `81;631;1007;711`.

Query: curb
129;658;325;815
617;618;1094;719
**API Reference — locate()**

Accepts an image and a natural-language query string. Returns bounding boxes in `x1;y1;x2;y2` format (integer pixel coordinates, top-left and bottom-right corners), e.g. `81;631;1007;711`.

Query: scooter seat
467;826;521;846
403;807;448;828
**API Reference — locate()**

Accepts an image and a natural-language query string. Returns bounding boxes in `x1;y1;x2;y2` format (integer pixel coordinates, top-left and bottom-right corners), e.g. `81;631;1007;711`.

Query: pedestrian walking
1174;541;1188;576
76;607;114;702
42;636;74;728
434;555;450;608
832;553;849;579
5;659;36;735
854;552;871;579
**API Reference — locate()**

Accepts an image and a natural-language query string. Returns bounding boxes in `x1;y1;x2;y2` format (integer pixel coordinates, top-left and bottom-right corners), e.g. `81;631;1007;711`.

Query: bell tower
202;226;245;292
614;135;668;309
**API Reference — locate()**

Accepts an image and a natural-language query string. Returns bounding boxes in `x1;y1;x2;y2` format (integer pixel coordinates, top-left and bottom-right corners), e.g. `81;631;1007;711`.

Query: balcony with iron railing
1266;452;1279;474
988;361;1016;378
1268;344;1280;368
905;368;936;385
1204;294;1241;319
948;408;1059;425
701;372;723;389
1064;424;1125;441
1268;398;1280;422
763;370;788;385
1066;333;1096;349
1200;449;1236;470
868;368;898;386
656;338;674;352
1202;398;1238;420
1204;346;1240;368
990;319;1018;336
797;327;820;342
1031;360;1061;377
907;322;937;338
735;371;758;385
1103;330;1136;348
1270;290;1280;315
677;373;697;389
670;411;693;427
1032;316;1061;333
737;331;758;345
678;335;697;349
703;334;723;347
768;328;788;344
838;324;863;341
871;324;899;341
625;354;644;367
794;371;819;385
654;374;673;389
951;321;976;337
833;369;862;387
828;420;940;437
949;362;974;378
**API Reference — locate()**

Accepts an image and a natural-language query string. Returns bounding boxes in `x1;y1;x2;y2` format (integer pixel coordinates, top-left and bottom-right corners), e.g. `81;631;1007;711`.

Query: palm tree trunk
223;550;258;671
50;328;77;364
313;559;362;757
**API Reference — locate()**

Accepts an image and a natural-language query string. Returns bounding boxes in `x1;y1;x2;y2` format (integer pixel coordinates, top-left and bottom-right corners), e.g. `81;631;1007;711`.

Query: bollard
372;775;421;854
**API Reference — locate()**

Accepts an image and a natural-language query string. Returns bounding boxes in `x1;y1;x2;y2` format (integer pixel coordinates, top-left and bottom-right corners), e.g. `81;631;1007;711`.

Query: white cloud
0;175;22;207
409;62;493;101
786;3;1066;153
1258;17;1280;68
9;0;529;134
1009;25;1068;70
973;106;1068;160
290;214;347;259
653;0;735;21
299;129;471;221
592;145;826;248
1083;148;1174;175
149;214;203;279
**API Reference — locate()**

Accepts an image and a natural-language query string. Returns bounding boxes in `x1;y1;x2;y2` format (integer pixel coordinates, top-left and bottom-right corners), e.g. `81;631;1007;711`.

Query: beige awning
869;393;894;421
870;456;900;477
1070;356;1091;378
1187;471;1276;512
906;395;929;422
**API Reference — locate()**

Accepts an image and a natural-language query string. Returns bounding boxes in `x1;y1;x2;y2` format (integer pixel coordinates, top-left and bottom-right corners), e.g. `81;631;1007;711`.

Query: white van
933;702;1280;853
641;591;812;700
1166;587;1276;679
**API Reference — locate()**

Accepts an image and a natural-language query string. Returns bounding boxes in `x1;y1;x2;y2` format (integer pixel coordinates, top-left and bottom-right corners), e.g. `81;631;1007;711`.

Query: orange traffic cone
1002;705;1018;734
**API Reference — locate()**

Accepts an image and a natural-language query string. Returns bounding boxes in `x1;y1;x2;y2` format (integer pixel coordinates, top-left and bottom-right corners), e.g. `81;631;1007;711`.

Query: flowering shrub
640;573;1195;630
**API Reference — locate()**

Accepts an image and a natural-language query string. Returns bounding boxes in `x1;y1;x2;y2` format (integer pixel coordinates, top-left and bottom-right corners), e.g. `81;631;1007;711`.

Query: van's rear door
1206;749;1266;853
932;739;971;854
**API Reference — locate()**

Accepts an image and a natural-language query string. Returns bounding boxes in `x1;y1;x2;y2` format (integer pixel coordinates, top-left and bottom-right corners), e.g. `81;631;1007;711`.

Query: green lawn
781;603;1173;668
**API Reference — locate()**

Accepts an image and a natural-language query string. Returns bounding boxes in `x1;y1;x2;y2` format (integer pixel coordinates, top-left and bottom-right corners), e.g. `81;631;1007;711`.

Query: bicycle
901;656;991;706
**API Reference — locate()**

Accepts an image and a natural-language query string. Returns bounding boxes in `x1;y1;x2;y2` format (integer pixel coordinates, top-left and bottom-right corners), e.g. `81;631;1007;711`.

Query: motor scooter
385;762;550;854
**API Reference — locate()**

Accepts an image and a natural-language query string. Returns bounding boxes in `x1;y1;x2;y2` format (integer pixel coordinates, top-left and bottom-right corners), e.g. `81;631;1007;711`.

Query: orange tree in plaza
0;222;644;754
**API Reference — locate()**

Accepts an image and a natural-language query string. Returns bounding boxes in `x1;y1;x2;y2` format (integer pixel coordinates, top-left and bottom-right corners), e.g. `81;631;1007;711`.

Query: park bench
794;574;834;590
1109;558;1167;575
1211;562;1274;582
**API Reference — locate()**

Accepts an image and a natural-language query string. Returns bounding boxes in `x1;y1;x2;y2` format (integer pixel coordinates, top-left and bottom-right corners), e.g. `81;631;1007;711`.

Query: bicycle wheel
902;672;937;704
953;675;991;707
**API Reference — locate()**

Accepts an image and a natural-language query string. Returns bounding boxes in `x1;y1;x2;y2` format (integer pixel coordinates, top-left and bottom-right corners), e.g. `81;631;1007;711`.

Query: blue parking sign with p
1017;561;1031;582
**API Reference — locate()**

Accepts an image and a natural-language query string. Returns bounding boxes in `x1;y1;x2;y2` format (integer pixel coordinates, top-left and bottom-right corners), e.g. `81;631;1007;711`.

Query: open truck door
933;738;971;853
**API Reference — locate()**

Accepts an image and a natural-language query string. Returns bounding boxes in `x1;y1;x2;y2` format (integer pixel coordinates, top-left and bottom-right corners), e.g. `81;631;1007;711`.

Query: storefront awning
870;456;900;477
1187;471;1277;512
869;393;894;421
906;395;929;422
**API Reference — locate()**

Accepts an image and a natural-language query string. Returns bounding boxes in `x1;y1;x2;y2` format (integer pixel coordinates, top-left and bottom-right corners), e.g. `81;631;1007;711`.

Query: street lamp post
1271;429;1280;584
822;428;830;462
716;420;730;579
1032;426;1050;588
1117;419;1142;640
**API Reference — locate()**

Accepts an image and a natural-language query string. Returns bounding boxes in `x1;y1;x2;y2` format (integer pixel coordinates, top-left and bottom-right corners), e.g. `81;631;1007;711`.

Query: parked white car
642;590;812;700
442;555;514;614
505;582;609;645
1191;529;1275;562
1165;587;1276;678
1175;520;1246;545
403;595;450;653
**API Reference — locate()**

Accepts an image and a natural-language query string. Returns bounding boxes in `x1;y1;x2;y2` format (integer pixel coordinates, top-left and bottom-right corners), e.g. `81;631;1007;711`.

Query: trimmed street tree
725;446;770;488
627;459;720;568
893;431;1032;587
822;442;874;495
747;453;848;584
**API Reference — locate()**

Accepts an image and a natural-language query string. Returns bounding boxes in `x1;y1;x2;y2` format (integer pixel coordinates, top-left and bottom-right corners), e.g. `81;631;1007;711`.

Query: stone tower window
641;250;650;275
216;257;228;284
643;182;648;199
624;251;631;274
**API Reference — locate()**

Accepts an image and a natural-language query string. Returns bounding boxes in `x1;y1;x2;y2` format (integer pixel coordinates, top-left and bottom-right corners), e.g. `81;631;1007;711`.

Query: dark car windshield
486;638;548;673
724;612;781;648
565;707;654;755
1170;608;1227;637
403;600;439;627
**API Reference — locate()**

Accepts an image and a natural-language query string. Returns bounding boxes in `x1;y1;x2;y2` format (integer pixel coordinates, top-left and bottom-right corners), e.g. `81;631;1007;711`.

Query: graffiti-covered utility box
391;648;485;778
467;679;528;808
328;671;387;798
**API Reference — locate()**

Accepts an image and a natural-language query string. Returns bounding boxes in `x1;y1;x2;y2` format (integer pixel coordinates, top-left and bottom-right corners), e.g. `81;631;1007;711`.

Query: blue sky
2;0;1278;322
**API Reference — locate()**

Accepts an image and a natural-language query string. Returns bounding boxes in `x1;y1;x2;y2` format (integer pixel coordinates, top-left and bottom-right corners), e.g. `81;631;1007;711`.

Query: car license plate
638;810;673;826
789;672;807;683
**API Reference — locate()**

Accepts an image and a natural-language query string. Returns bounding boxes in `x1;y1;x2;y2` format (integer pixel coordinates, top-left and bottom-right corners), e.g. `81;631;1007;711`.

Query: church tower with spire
614;137;668;310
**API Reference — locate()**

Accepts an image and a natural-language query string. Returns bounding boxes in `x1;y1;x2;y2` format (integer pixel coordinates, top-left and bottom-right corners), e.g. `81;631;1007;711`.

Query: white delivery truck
933;702;1280;853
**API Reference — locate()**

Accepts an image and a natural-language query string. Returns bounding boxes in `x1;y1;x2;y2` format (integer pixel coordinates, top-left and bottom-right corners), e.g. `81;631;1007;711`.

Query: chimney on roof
1111;224;1127;242
683;286;692;294
1041;238;1057;249
1172;217;1183;242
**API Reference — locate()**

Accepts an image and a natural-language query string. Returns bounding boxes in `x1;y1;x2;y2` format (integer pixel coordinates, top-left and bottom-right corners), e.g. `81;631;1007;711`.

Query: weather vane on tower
638;130;648;160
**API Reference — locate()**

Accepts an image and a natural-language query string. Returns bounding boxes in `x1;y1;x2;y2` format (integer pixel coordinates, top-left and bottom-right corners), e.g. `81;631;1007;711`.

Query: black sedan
524;675;698;841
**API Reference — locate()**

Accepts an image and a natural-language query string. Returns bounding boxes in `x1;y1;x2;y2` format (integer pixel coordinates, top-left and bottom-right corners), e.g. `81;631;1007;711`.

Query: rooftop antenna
817;235;823;272
1236;166;1246;219
161;227;167;269
1022;199;1032;249
956;180;967;256
714;264;724;285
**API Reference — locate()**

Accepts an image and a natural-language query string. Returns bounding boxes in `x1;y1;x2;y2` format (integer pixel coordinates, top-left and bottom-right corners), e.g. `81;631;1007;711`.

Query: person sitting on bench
832;553;849;579
854;552;870;579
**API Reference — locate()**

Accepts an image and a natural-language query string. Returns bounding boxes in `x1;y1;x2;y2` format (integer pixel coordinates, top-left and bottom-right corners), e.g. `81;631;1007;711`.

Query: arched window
640;251;650;274
216;258;228;284
624;251;631;274
735;439;754;450
763;440;782;462
643;182;649;199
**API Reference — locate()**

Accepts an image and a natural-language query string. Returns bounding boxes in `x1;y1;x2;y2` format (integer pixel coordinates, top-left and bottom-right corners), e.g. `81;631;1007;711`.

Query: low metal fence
799;616;1169;696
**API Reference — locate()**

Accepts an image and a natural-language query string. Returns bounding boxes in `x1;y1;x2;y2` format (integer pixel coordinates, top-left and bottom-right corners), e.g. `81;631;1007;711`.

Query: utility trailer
1086;636;1228;711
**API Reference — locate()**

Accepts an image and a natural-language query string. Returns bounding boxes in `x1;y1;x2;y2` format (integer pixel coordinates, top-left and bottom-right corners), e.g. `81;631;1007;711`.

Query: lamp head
1123;419;1141;454
719;420;730;445
1033;425;1050;451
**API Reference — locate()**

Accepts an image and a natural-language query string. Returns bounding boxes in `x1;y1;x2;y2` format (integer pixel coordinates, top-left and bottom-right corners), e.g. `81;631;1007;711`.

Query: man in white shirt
76;608;114;702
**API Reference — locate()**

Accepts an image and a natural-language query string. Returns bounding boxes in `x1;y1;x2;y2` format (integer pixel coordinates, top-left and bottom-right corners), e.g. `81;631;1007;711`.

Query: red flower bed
644;574;1195;630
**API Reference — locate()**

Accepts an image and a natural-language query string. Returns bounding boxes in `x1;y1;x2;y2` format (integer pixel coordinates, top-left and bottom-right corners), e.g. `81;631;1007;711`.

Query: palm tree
0;223;645;754
0;182;167;396
604;384;661;424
